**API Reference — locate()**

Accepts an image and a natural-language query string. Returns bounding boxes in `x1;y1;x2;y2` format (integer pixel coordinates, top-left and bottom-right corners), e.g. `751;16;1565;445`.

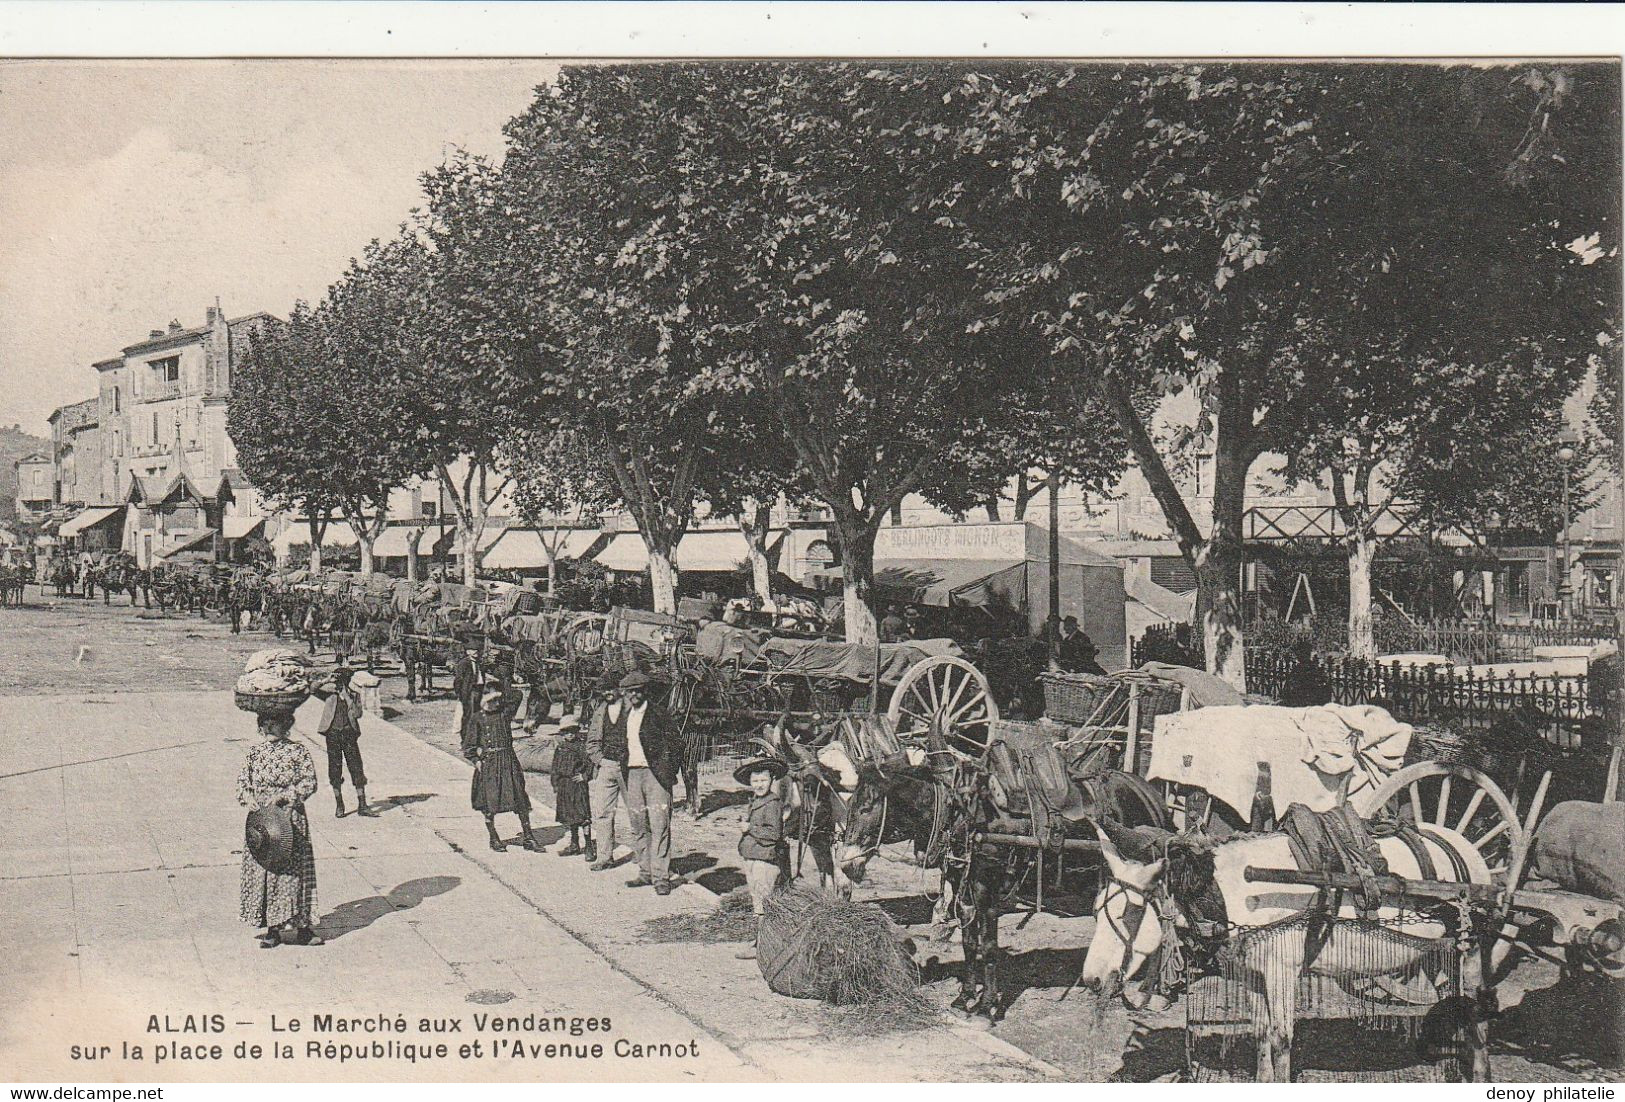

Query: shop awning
222;515;265;540
271;521;358;556
545;528;607;562
675;529;787;573
808;557;1028;608
483;529;551;570
58;506;123;539
594;532;649;573
372;526;438;558
156;529;216;559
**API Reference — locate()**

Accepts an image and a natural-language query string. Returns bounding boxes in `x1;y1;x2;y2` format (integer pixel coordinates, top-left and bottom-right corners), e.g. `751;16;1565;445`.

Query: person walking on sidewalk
237;712;322;949
464;685;540;852
318;666;374;818
604;671;682;896
550;714;594;861
585;670;624;871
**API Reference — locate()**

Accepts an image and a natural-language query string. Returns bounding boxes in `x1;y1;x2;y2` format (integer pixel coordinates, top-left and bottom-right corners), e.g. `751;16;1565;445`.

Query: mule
1080;816;1493;1082
838;753;1167;1023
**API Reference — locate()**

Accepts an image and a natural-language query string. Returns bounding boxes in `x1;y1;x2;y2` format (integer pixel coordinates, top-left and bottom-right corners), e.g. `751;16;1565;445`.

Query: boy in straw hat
734;756;789;960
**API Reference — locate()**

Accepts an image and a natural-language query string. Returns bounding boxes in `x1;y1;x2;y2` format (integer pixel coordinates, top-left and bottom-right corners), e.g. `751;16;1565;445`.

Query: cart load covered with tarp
758;636;962;684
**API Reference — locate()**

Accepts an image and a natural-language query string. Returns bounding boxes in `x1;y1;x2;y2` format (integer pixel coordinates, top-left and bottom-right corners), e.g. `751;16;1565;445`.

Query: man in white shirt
603;670;679;894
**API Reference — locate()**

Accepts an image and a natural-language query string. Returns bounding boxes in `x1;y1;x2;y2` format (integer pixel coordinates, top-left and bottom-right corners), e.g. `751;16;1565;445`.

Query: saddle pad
988;720;1073;816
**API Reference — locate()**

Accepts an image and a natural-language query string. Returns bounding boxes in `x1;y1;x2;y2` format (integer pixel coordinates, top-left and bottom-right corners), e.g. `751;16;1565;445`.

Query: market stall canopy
222;515;266;541
806;558;1026;607
58;506;124;539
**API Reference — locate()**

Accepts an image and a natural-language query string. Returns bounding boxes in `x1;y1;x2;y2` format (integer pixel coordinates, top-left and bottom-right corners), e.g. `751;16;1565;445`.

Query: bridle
1097;875;1160;979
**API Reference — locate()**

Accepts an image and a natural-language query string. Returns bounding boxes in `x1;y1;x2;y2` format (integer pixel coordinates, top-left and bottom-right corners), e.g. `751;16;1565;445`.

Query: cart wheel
887;656;999;756
1353;761;1524;882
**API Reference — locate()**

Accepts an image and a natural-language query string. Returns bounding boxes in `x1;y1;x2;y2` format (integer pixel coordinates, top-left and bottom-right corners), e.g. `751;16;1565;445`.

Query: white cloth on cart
1147;704;1411;821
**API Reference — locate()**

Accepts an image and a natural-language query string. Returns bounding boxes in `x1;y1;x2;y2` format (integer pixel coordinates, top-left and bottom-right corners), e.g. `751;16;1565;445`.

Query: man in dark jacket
602;671;682;895
1057;616;1108;675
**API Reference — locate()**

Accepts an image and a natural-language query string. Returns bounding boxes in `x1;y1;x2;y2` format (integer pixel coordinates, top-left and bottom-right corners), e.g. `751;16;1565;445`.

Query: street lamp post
1556;428;1579;621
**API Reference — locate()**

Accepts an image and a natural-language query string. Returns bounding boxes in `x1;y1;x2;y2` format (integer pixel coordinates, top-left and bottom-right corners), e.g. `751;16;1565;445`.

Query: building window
112;386;121;413
151;412;159;444
153;356;180;384
421;501;438;520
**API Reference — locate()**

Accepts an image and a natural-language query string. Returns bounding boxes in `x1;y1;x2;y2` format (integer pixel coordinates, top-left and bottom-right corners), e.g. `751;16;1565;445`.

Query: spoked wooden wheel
887;656;999;756
1352;761;1524;882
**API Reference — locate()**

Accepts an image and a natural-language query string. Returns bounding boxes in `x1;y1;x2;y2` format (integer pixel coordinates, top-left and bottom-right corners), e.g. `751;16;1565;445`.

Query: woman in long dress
237;712;323;948
463;686;540;852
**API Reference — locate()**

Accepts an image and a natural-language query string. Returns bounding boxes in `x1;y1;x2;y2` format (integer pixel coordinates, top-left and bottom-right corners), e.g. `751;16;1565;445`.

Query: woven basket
234;690;309;716
1040;672;1115;725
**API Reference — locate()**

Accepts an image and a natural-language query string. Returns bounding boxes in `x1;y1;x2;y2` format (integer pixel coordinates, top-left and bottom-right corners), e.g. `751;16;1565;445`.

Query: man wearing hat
1057;616;1107;676
584;669;625;871
451;642;486;748
602;670;682;894
317;666;374;818
734;756;789;959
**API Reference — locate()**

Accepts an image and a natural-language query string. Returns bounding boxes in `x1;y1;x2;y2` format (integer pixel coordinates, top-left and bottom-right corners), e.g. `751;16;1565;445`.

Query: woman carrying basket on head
237;711;322;949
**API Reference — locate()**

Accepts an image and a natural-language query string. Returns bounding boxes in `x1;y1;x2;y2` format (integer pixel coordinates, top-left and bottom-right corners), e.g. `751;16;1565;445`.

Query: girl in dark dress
463;686;539;852
549;715;594;861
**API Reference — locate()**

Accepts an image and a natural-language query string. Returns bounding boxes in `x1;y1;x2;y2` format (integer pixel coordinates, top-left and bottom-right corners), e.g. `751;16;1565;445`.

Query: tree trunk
306;516;324;575
647;542;679;615
406;527;423;583
739;501;773;603
1347;528;1376;659
358;536;375;577
459;519;479;588
984;496;1002;523
889;502;903;527
833;513;879;644
1201;439;1250;691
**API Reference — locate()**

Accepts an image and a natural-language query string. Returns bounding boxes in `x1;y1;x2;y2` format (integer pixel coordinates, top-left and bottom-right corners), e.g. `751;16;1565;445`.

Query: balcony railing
144;380;182;402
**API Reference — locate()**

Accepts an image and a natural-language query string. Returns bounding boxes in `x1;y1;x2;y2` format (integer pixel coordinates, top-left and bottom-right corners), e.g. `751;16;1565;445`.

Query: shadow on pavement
1493;971;1623;1072
368;792;437;814
317;875;460;940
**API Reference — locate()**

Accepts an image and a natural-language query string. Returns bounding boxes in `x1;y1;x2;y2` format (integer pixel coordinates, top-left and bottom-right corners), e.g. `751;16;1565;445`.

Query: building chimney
205;305;221;325
167;319;183;333
149;329;165;340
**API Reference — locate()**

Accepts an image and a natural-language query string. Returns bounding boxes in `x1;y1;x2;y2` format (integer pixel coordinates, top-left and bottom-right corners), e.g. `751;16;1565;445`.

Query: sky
0;59;562;437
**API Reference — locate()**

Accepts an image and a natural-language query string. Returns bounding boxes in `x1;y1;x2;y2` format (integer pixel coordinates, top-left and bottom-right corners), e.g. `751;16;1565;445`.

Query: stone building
47;396;103;508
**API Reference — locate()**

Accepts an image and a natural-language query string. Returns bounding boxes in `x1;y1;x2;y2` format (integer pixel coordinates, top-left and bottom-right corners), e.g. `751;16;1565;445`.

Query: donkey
838;754;1167;1023
1079;816;1494;1082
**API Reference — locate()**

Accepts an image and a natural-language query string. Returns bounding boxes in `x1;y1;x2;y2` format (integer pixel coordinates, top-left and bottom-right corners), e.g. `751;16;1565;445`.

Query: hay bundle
757;887;925;1013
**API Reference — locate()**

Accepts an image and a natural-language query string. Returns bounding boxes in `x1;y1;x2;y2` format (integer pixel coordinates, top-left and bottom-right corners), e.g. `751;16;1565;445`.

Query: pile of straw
637;889;757;944
757;887;933;1027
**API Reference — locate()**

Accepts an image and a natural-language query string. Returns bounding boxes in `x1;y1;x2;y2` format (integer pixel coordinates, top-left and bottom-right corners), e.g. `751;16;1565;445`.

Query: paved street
0;595;1049;1082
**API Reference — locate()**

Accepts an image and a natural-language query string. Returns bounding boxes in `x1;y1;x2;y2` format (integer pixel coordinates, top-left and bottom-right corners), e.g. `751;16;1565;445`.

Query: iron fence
1244;651;1600;751
1238;614;1614;663
1130;624;1615;752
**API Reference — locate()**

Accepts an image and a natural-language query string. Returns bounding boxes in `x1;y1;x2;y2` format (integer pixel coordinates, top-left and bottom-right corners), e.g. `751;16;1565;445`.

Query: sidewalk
0;689;1054;1082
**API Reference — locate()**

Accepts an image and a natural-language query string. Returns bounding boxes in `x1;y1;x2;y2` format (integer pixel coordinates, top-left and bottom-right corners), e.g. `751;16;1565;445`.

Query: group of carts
287;569;1620;1081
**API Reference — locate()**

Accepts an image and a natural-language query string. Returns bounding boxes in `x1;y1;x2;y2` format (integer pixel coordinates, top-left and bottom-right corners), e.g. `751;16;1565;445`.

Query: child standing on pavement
734;757;788;960
550;715;594;861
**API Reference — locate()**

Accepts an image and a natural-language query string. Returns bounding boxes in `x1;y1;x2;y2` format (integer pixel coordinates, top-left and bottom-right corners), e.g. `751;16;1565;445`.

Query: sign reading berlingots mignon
874;522;1029;560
